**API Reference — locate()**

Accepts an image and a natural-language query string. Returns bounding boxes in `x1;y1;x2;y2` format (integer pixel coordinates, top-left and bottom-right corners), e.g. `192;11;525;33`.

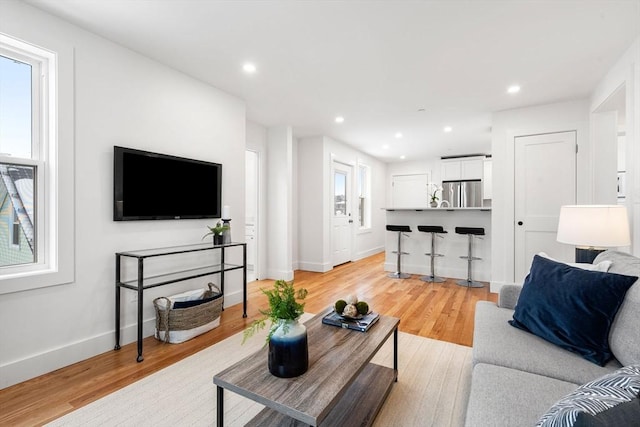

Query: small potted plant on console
202;221;229;245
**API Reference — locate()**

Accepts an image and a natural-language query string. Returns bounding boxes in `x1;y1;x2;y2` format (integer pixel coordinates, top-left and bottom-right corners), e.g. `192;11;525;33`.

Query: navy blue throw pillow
510;255;637;366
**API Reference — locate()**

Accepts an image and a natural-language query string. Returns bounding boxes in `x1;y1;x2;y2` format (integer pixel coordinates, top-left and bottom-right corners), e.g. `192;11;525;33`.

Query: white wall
591;36;640;257
490;99;591;292
266;126;294;280
297;136;386;271
0;1;246;388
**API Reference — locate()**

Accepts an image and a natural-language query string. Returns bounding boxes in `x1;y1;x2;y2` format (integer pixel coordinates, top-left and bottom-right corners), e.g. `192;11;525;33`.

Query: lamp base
575;247;605;264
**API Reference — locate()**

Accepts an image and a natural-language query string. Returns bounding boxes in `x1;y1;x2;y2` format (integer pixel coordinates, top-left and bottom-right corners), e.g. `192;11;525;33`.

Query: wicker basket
154;283;223;343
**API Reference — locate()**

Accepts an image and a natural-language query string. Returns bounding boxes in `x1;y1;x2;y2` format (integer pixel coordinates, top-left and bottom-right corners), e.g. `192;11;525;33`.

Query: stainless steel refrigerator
442;180;482;208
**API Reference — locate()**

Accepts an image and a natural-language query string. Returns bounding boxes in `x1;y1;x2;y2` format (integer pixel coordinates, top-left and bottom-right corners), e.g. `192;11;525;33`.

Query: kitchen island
384;207;491;282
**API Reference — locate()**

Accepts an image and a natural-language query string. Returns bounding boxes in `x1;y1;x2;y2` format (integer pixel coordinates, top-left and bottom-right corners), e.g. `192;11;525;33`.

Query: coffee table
213;310;399;426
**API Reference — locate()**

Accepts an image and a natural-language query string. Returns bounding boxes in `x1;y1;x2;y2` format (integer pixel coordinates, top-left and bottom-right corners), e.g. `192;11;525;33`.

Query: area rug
47;314;472;426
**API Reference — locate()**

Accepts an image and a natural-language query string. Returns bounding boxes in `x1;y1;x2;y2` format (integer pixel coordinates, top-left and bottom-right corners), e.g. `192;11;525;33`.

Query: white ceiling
23;0;640;162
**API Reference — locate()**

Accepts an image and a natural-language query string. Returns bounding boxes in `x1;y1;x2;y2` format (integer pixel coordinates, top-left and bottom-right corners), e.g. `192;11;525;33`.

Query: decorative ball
334;299;347;314
345;294;358;305
343;303;358;317
356;301;369;315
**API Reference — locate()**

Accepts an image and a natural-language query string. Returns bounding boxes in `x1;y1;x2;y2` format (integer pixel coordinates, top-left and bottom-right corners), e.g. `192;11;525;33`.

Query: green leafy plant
202;221;229;239
243;279;308;344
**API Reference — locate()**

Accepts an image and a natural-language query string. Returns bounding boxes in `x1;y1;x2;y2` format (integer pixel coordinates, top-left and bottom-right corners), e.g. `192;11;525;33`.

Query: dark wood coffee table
213;310;399;426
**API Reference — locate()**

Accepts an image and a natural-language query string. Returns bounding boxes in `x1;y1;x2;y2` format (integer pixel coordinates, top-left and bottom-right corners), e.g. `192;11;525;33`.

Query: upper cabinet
441;156;484;181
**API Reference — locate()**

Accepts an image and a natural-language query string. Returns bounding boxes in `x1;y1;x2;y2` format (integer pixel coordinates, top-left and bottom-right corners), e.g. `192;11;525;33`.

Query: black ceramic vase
268;319;308;378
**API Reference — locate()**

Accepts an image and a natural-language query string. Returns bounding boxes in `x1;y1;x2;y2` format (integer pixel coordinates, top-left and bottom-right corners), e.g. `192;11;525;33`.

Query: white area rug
47;315;472;426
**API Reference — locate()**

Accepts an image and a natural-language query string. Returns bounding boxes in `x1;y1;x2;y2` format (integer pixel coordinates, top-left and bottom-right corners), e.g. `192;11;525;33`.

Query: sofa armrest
498;285;523;310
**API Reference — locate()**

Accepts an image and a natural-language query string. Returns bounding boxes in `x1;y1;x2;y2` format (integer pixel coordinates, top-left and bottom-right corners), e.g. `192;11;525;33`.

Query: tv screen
113;146;222;221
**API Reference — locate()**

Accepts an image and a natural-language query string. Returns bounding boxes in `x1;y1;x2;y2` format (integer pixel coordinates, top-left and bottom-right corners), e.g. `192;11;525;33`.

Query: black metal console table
114;242;247;362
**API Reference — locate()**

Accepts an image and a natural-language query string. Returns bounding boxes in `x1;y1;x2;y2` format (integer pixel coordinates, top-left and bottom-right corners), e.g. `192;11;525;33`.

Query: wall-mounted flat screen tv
114;146;222;221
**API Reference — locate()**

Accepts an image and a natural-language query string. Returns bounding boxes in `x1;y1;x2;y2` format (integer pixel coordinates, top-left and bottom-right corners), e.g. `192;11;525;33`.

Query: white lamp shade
557;205;631;248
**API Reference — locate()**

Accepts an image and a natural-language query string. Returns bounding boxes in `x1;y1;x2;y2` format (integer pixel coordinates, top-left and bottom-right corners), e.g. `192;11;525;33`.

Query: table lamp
556;205;631;263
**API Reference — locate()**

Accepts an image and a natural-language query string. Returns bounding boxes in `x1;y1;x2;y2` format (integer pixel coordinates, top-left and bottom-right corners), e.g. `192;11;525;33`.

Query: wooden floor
0;252;496;426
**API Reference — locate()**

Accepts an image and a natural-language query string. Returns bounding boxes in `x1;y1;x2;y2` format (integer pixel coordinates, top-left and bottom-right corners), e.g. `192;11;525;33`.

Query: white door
514;131;576;282
332;162;352;266
391;174;430;208
245;150;259;281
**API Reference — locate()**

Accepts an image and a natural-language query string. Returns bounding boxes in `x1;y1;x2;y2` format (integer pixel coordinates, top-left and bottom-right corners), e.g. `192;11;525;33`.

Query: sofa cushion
465;363;578;427
574;398;640;427
510;255;637;365
536;365;640;427
594;250;640;366
473;301;621;384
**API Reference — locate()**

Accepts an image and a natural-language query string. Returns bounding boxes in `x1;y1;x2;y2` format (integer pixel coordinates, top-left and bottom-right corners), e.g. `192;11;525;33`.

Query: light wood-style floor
0;252;496;426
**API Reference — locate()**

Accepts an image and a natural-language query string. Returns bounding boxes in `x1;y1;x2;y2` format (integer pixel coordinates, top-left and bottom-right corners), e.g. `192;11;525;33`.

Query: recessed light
507;85;520;94
242;62;257;74
444;126;452;133
335;116;345;123
400;155;406;160
395;132;403;138
382;144;389;149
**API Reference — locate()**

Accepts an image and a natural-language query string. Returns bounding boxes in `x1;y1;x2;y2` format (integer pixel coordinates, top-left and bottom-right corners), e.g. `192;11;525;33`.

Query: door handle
348;220;354;224
517;221;523;226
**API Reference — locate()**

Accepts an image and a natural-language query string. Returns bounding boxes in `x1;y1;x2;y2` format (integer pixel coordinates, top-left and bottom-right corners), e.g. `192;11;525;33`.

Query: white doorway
514;131;576;282
245;150;259;282
332;161;353;266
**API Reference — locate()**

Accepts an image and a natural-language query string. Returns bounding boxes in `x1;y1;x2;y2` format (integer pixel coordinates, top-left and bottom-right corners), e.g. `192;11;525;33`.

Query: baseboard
489;280;514;294
296;261;332;273
353;246;384;261
266;268;294;281
0;289;245;390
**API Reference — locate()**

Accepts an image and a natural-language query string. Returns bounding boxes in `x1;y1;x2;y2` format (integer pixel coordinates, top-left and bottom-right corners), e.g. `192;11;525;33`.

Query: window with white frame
357;163;371;229
0;35;53;276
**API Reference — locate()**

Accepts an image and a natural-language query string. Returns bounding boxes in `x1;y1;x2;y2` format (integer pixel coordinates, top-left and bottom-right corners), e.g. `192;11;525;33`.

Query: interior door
514;131;576;282
332;162;352;266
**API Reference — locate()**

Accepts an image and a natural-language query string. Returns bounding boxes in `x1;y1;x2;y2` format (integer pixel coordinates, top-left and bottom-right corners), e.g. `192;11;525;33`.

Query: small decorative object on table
325;294;379;331
202;221;229;245
243;280;309;378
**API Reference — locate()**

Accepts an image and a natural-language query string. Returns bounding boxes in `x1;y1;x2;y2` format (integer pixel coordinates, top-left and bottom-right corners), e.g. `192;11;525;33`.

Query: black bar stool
417;225;447;283
455;227;485;288
386;225;412;279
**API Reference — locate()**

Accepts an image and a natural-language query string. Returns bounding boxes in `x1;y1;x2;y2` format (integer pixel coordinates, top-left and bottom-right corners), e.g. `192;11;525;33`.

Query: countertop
383;207;491;211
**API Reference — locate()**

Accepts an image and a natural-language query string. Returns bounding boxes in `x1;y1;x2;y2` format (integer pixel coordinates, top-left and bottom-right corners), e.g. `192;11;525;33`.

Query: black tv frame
113;146;222;221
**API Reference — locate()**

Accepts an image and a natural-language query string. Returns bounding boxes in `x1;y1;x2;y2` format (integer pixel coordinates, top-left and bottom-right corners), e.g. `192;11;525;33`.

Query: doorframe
330;157;356;266
245;148;263;281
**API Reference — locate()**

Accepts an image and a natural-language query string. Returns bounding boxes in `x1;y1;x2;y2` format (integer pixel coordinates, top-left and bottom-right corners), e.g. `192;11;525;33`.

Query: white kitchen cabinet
441;156;484;180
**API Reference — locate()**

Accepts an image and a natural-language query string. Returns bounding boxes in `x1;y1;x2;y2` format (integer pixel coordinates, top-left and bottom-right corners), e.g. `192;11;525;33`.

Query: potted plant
202;221;229;245
428;183;442;208
243;280;309;378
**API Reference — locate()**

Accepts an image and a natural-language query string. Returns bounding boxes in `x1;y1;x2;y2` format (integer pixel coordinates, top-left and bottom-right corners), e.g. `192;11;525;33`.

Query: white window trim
0;32;74;294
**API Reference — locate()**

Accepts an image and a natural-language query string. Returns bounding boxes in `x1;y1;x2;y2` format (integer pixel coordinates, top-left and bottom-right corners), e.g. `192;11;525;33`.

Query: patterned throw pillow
536;365;640;427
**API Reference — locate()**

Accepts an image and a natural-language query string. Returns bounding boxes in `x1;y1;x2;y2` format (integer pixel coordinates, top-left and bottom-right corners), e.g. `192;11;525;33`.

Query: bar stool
386;225;412;279
417;225;447;283
455;227;485;288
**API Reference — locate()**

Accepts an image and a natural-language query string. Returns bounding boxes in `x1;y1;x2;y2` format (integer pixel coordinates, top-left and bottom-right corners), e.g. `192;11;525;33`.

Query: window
334;171;347;216
0;33;69;291
357;163;371;229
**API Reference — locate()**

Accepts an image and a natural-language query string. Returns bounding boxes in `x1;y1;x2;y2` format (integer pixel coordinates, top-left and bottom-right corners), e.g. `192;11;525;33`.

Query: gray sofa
464;250;640;426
